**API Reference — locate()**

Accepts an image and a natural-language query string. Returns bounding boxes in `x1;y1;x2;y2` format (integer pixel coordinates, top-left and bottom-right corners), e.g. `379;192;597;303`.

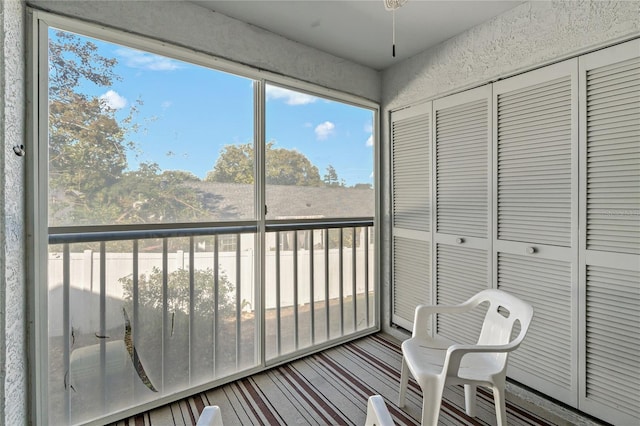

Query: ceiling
190;0;523;70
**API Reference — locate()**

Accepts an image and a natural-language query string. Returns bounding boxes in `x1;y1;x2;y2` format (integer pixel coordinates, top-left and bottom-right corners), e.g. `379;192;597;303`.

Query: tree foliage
105;163;206;224
120;266;238;318
48;31;208;227
323;165;345;187
206;141;323;186
118;266;248;391
205;143;254;184
48;30;137;202
49;30;119;98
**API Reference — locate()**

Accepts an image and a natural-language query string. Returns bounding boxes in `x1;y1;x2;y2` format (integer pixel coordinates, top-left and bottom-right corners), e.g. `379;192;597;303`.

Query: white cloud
116;48;182;71
161;101;172;109
365;135;374;147
315;121;335;140
99;90;127;110
266;85;317;105
364;122;373;133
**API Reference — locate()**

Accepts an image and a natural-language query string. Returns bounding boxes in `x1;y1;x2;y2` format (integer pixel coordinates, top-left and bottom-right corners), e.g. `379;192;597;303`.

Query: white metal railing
47;219;375;424
265;221;375;359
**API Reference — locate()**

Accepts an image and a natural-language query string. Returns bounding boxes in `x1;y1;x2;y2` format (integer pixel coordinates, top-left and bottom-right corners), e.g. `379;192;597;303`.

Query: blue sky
53;29;375;186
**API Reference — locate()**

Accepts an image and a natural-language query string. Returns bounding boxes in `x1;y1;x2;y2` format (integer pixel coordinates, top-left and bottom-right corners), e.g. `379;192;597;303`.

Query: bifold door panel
578;39;640;425
391;103;432;330
433;85;493;340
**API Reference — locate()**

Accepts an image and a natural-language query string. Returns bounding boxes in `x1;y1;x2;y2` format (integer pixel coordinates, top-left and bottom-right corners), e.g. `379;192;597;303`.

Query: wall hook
13;145;25;157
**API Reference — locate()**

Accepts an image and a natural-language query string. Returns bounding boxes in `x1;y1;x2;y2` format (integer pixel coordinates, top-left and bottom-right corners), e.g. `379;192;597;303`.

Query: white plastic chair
398;289;533;426
196;406;223;426
365;395;394;426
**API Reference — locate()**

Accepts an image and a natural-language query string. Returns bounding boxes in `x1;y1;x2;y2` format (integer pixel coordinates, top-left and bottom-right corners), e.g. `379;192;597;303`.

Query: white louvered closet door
391;103;432;330
493;59;579;406
433;85;492;344
578;39;640;426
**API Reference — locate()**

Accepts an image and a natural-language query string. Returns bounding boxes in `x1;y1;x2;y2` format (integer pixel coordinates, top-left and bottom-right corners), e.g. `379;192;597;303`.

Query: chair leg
464;384;477;417
398;357;409;408
493;385;507;426
420;379;445;426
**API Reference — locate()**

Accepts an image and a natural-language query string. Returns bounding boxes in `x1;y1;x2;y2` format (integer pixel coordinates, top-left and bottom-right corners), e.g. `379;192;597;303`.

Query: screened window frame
28;10;380;425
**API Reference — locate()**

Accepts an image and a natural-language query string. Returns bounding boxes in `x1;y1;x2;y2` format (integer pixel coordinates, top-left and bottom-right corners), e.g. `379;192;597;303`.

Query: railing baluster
133;240;139;400
276;232;281;356
339;228;344;336
364;226;370;327
352;227;357;331
100;242;107;411
293;230;299;350
324;230;329;340
235;233;241;369
162;238;168;392
213;235;219;376
189;237;195;385
309;230;315;345
63;243;71;424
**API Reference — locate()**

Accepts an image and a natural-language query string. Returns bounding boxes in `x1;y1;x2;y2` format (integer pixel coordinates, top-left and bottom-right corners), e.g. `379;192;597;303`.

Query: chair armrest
442;342;521;377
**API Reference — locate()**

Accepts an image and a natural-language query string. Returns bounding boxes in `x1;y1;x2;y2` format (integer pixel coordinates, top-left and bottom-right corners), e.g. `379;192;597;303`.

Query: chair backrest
471;289;534;348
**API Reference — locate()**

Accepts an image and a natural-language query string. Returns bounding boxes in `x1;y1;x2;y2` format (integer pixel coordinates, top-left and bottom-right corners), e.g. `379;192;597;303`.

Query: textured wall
382;1;640;109
0;0;27;424
28;0;381;102
380;0;640;339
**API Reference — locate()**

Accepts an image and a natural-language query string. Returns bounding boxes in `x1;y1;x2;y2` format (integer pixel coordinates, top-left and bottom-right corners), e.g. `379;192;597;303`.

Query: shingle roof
187;182;374;221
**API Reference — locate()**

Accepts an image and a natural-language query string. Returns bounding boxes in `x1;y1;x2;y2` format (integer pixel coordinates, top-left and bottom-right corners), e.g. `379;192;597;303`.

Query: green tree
48;31;139;199
119;266;246;389
323;165;345;187
48;30;209;227
206;141;323;186
48;30;140;224
205;143;254;184
104;162;206;224
120;266;238;319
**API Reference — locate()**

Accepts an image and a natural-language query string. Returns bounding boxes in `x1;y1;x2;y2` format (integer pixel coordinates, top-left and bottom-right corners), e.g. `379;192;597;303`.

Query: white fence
48;244;373;337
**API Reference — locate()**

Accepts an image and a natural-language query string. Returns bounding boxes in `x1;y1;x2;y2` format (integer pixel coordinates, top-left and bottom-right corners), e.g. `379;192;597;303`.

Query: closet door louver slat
497;76;573;247
436;98;489;239
586;56;640;255
498;253;573;390
393;236;431;327
435;244;488;344
393;114;431;232
391;104;432;329
585;266;640;420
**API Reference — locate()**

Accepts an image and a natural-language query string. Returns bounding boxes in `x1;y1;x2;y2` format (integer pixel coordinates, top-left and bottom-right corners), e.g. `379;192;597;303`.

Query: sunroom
0;1;638;425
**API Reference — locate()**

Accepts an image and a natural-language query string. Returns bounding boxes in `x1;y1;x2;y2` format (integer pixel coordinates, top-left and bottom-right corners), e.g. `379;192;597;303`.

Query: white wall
382;1;640;109
380;0;640;339
28;0;381;102
0;0;27;424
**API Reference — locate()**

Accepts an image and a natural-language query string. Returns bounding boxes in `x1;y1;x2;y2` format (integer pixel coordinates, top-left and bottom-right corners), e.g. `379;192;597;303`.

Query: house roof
51;181;373;227
188;181;374;221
